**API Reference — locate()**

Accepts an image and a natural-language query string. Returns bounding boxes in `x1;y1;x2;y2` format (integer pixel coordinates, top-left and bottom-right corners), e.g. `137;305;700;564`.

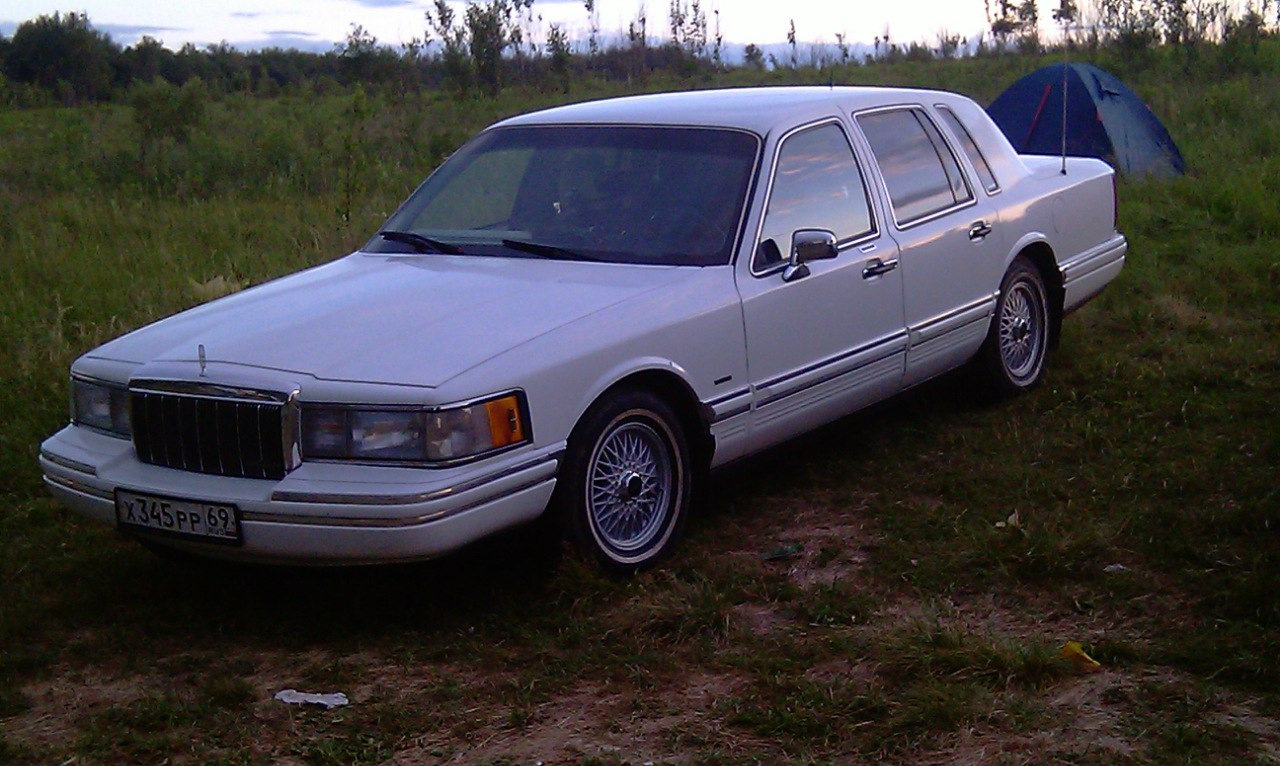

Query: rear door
854;106;1006;387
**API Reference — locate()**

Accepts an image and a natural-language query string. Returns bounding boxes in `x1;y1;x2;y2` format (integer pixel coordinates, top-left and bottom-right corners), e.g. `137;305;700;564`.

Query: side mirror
782;229;839;282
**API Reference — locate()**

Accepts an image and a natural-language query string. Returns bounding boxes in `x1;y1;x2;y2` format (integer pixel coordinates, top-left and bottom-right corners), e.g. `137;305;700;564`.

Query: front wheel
977;256;1050;394
553;389;691;574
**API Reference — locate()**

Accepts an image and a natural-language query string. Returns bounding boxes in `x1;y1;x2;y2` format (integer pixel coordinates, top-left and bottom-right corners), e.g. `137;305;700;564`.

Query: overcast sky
0;0;1035;52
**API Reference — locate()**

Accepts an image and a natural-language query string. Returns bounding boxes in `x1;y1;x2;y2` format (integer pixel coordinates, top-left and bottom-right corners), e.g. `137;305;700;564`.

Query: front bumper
40;425;562;564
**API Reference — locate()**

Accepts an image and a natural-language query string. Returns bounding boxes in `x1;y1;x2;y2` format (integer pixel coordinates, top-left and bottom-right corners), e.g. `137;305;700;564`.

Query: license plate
115;490;242;545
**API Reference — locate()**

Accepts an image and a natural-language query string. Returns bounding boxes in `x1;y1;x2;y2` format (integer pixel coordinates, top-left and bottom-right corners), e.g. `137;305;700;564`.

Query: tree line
0;0;1275;107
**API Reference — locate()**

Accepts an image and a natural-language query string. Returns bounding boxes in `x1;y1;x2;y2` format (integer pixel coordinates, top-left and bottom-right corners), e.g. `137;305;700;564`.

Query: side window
858;108;973;225
937;106;999;193
754;122;874;271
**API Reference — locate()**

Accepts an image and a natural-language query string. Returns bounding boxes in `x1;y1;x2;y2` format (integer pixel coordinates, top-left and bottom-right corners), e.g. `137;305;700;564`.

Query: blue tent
987;63;1186;177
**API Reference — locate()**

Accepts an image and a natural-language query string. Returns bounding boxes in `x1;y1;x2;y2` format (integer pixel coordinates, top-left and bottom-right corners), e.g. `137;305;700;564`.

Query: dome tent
986;63;1186;177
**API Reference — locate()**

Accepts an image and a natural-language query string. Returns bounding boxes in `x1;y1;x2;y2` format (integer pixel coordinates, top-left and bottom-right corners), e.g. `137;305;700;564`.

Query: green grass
1;43;1278;762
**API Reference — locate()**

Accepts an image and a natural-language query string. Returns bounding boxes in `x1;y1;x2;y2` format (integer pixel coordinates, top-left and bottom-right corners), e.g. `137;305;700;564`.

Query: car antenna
1060;57;1069;175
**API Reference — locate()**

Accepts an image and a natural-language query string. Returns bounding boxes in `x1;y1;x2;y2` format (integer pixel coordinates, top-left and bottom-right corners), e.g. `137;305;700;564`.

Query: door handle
968;221;993;241
862;257;899;279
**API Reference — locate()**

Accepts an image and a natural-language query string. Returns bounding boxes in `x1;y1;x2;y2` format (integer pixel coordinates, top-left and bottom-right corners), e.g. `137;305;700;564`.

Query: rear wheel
554;389;691;574
978;256;1050;393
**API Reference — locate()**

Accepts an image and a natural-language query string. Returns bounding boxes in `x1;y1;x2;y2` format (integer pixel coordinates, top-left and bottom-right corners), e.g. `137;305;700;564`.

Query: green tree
547;23;571;91
465;0;518;96
583;0;601;57
119;36;171;85
743;43;765;69
427;0;474;95
787;19;798;67
5;12;119;103
130;77;207;175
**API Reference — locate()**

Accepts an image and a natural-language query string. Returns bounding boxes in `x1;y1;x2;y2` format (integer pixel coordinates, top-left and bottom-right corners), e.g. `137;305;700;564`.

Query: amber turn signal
484;394;526;448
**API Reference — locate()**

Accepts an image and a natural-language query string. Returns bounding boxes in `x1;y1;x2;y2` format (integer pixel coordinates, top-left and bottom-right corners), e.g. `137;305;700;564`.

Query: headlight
71;377;132;437
301;392;529;465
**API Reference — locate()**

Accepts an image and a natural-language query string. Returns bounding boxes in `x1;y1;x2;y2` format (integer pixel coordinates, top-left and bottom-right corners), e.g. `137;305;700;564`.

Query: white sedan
40;87;1126;572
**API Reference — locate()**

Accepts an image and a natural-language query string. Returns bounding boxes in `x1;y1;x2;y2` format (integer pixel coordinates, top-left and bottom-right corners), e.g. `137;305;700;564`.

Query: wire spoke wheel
587;421;673;553
558;390;691;573
979;256;1051;393
998;281;1044;380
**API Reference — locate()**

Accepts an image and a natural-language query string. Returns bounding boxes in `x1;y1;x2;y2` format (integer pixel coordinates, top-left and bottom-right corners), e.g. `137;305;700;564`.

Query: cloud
232;32;335;52
350;0;420;7
264;29;318;38
0;21;16;36
95;22;186;44
230;11;265;19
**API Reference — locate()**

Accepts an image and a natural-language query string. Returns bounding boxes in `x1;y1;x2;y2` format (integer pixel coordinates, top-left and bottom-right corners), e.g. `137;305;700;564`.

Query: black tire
977;256;1051;394
552;389;691;575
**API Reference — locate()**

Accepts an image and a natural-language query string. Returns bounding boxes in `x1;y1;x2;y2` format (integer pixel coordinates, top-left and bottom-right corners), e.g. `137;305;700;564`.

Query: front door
735;119;907;452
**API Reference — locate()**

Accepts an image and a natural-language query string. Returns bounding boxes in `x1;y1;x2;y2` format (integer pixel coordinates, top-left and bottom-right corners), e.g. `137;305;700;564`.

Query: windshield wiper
500;238;600;262
379;230;464;255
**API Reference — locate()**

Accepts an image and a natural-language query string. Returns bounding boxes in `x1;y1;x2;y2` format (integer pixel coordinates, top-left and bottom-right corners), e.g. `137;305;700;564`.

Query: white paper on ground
274;689;349;708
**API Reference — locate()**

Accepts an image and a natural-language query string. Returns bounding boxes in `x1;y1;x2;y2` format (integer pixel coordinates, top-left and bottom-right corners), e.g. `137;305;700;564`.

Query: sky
0;0;1023;53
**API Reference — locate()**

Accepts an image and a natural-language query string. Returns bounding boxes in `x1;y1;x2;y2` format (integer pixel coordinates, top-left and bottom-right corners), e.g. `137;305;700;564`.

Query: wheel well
598;370;714;474
1018;242;1065;351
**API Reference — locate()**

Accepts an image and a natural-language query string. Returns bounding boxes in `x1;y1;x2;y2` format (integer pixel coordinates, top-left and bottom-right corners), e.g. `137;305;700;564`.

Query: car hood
89;253;687;388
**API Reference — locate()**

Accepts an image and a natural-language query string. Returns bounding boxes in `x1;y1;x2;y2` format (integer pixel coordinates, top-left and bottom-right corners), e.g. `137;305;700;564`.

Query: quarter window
858;108;973;224
755;123;874;270
937;106;999;193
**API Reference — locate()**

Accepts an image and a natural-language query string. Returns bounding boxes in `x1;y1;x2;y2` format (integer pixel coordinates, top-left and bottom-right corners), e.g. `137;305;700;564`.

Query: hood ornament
198;344;207;376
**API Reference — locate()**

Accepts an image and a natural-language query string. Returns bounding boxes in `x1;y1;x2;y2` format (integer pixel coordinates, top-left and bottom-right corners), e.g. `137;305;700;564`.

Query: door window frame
749;117;880;278
853;104;978;231
934;104;1001;196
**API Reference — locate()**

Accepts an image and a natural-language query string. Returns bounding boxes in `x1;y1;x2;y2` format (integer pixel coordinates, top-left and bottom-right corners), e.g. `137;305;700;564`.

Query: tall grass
0;42;1277;763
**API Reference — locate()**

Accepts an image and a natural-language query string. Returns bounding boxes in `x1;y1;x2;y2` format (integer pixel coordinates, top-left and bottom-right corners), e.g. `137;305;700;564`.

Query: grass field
1;45;1278;764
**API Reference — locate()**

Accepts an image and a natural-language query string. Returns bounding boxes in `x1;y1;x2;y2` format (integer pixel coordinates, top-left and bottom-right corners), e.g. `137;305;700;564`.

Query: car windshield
367;125;760;266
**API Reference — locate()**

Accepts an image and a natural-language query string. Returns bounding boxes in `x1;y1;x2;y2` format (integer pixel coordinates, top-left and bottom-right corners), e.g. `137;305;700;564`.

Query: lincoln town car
40;87;1127;572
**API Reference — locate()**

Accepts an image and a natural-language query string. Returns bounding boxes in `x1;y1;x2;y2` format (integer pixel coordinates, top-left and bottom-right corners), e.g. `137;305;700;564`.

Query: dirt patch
3;666;160;752
910;669;1143;764
1154;293;1236;332
729;602;786;635
385;671;756;764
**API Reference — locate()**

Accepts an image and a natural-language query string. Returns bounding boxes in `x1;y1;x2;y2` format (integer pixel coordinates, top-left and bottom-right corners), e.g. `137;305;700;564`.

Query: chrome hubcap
998;281;1044;380
588;421;672;553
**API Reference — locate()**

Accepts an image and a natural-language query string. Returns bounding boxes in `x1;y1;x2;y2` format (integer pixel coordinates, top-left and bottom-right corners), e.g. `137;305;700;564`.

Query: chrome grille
130;384;293;479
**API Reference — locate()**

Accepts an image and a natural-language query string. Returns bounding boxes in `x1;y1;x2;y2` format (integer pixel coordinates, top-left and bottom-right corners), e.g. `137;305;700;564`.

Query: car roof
491;86;970;136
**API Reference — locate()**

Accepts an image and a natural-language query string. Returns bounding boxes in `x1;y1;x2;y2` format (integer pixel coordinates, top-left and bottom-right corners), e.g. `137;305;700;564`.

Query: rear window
858;108;973;224
937;106;1000;193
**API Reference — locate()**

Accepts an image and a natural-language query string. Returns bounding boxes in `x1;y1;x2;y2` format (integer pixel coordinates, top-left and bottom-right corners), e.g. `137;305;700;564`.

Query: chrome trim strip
1061;236;1127;285
248;476;556;528
705;388;751;407
758;329;908;392
266;452;563;506
710;402;752;423
301;387;526;413
908;293;999;338
39;450;98;476
933;104;1002;196
129;379;292;404
852;104;978;231
43;472;113;501
749;117;881;278
71;373;128;390
757;345;904;408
